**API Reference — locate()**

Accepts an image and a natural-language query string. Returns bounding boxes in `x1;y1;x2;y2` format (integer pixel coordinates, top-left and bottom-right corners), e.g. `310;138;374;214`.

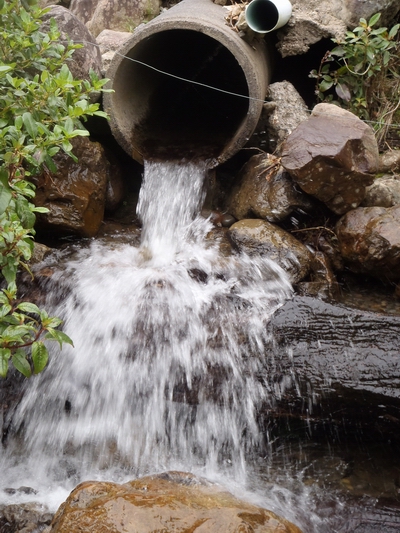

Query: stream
1;160;400;532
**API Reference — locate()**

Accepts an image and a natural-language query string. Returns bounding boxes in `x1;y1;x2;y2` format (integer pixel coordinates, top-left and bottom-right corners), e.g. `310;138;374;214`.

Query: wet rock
267;294;400;403
228;219;313;283
41;6;102;83
335;205;400;281
281;104;379;215
0;503;53;533
297;250;339;298
263;81;310;154
29;243;53;266
362;175;400;208
33;137;108;238
49;471;302;533
227;154;314;223
70;0;161;38
96;29;132;73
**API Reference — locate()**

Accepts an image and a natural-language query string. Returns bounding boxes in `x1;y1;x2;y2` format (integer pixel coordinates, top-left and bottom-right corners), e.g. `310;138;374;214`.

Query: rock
228;219;313;283
33;137;109;238
267;295;400;400
281;104;379;215
70;0;161;38
263;82;310;154
362;175;400;208
40;6;103;83
276;0;347;57
335;0;400;28
335;205;400;281
48;472;302;533
29;243;53;266
379;150;400;173
275;0;400;58
227;153;314;223
0;503;53;533
96;29;132;73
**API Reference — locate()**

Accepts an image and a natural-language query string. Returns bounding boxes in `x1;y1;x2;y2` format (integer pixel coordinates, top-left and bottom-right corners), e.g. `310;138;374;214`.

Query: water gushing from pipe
0;161;292;510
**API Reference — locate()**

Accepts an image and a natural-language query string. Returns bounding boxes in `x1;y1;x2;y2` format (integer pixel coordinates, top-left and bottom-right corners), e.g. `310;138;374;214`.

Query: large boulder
335;205;400;281
41;6;103;82
33;137;109;238
281;104;379;215
228;219;313;283
70;0;161;37
227;153;314;223
275;0;400;57
48;472;303;533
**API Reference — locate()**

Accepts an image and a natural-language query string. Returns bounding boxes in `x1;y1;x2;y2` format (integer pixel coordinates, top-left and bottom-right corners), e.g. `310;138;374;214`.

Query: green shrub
310;13;400;147
0;0;110;377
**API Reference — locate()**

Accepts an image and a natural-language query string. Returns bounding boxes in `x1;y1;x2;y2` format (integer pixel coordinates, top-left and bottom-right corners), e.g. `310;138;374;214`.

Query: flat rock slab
267;295;400;399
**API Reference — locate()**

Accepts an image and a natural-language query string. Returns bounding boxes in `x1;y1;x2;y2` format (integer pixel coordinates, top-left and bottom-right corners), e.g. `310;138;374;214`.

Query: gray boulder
362;175;400;208
96;29;133;73
281;104;379;215
41;6;102;82
263;81;310;154
70;0;161;37
228;219;313;283
275;0;399;57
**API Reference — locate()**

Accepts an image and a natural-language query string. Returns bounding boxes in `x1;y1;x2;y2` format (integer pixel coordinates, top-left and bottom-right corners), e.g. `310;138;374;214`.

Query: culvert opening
111;29;250;162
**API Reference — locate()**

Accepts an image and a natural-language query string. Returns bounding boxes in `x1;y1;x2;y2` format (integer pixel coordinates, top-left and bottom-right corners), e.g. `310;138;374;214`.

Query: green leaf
0;349;10;378
368;13;381;28
0;169;12;214
16;302;41;315
31;341;48;374
389;23;400;39
22;112;38;139
335;82;351;101
12;350;32;378
45;328;74;348
2;263;17;285
319;79;334;92
0;65;12;77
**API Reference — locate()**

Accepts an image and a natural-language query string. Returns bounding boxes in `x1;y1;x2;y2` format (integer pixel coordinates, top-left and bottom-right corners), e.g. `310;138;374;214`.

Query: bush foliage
0;0;109;377
311;13;400;147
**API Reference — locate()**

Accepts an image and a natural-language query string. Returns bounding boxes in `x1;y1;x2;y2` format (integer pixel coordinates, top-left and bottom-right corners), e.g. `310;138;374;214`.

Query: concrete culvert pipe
104;0;271;167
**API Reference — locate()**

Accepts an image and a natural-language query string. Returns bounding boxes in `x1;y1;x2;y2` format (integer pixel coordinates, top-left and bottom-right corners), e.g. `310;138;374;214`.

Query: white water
0;160;338;529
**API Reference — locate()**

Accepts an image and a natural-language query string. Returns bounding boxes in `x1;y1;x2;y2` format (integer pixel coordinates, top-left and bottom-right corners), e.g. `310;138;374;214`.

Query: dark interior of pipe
246;2;279;32
113;30;250;161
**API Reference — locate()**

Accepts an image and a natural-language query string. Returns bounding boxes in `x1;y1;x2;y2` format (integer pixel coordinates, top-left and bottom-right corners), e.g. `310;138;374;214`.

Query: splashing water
0;160;304;513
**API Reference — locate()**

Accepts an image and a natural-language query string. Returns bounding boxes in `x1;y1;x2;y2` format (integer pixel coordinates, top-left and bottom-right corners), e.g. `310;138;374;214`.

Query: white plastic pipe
245;0;292;33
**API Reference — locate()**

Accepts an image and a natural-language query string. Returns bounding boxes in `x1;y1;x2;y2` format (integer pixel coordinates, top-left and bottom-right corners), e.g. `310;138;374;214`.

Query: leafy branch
0;0;111;377
310;13;400;147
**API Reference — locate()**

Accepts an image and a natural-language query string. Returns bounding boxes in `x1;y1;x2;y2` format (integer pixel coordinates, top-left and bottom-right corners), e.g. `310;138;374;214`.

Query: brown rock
281;104;379;215
228;219;313;283
227;154;313;223
34;137;108;238
335;205;400;280
49;472;303;533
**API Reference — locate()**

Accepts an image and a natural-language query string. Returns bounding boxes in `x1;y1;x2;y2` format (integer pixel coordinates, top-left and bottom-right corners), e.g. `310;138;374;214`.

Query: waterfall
0;160;293;510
